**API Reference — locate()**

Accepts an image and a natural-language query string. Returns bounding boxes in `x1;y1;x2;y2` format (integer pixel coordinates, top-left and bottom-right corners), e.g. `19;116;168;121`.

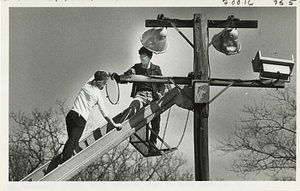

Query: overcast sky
2;2;298;190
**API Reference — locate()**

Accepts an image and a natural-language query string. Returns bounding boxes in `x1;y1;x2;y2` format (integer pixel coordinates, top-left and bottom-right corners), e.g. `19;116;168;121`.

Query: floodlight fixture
140;27;169;54
252;51;294;82
211;28;241;55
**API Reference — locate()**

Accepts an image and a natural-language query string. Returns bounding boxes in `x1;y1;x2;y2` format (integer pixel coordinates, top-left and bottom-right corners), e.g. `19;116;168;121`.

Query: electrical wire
159;107;191;150
176;110;190;148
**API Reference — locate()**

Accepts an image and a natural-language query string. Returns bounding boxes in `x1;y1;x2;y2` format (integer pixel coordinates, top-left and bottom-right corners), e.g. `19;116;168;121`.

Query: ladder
21;87;180;181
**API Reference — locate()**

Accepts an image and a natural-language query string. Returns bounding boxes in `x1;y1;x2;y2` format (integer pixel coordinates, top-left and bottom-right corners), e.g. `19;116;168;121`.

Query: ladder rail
20;108;132;181
20;123;109;181
20;87;180;181
39;124;135;181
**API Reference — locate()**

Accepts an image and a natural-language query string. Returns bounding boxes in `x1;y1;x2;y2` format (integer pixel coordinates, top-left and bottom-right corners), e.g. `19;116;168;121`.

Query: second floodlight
212;28;241;55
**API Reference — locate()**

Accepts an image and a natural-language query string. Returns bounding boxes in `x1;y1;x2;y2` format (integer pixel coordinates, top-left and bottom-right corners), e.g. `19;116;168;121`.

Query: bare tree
9;101;68;181
217;86;296;180
9;100;193;181
71;140;193;181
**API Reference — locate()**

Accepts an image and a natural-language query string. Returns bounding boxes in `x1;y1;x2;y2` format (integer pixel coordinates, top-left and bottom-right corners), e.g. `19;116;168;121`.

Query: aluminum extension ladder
21;87;180;181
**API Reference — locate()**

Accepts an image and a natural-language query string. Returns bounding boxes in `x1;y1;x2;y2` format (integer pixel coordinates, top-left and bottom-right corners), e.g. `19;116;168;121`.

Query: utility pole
145;13;258;181
21;13;292;182
193;13;209;180
143;13;294;181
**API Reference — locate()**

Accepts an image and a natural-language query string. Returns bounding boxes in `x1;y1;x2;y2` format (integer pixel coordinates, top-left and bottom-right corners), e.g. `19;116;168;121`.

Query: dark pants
61;110;86;163
149;115;160;145
130;91;161;145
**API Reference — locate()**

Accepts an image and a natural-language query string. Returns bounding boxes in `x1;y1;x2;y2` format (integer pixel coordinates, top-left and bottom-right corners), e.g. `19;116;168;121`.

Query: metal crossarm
120;75;285;88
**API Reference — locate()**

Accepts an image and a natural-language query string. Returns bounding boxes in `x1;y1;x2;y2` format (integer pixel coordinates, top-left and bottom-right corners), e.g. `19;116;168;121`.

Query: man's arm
111;65;136;83
97;93;122;131
105;116;122;131
124;68;136;75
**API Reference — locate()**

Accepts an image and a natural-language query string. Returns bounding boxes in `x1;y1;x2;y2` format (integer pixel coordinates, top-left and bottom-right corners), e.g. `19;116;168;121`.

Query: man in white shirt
61;70;122;164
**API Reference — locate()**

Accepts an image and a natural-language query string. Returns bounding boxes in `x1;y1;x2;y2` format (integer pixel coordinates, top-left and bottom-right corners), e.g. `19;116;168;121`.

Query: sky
1;1;298;190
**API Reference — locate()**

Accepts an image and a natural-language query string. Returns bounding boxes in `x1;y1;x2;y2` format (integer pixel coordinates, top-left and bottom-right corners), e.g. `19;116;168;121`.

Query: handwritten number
279;0;283;5
221;0;295;6
289;0;295;5
223;0;253;6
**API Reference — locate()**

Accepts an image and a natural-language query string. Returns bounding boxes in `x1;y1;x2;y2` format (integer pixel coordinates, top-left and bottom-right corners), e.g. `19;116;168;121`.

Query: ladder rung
20;87;180;181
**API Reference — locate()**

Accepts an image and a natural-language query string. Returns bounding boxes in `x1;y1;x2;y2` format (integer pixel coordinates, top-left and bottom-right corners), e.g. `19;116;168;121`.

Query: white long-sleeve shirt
71;76;109;121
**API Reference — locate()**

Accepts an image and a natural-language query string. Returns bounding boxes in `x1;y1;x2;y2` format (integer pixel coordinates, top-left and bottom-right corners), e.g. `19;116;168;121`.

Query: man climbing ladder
46;70;122;173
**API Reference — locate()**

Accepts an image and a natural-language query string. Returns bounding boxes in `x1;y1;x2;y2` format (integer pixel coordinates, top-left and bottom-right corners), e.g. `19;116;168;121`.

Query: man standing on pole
115;47;165;152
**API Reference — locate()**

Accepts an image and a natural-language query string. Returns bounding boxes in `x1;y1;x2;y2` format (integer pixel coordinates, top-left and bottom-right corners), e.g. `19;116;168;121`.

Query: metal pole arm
119;75;285;88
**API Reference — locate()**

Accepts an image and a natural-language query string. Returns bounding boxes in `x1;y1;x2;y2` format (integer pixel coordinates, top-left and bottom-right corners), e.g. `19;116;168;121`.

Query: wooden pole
193;13;209;181
145;14;259;181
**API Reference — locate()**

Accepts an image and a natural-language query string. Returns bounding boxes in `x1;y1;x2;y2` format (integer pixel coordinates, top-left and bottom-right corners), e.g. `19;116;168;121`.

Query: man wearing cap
60;70;122;164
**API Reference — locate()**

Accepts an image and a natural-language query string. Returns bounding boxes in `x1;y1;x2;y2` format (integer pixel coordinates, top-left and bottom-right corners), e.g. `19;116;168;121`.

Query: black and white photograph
1;0;298;191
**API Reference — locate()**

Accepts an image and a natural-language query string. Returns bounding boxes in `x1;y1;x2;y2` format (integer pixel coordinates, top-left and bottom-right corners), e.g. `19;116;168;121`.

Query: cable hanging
157;83;191;151
176;110;190;148
159;106;191;150
105;78;120;105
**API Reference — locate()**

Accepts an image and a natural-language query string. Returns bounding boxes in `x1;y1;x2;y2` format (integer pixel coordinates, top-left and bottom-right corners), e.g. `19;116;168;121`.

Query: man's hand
115;123;122;131
110;73;120;83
